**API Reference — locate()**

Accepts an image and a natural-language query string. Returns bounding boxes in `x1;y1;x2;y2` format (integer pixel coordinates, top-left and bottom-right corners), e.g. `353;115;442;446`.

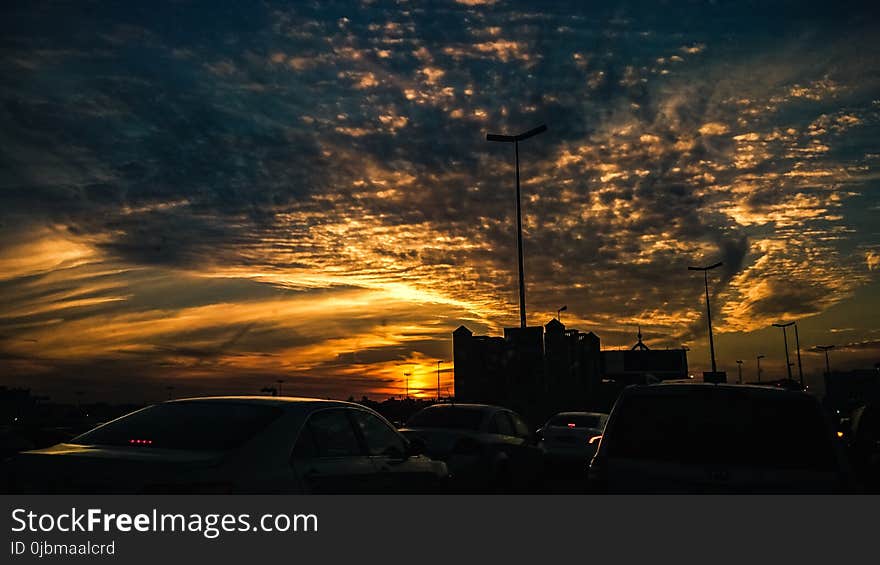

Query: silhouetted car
588;384;854;493
848;401;880;492
1;397;448;494
399;404;543;492
538;411;608;468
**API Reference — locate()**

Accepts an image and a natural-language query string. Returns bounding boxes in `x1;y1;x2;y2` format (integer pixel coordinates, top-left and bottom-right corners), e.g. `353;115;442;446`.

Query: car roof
419;403;503;412
165;396;360;409
625;382;813;398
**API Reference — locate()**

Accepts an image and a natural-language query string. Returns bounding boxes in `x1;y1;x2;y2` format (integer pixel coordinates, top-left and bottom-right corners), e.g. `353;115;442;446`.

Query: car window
606;390;837;470
350;409;407;457
510;413;531;438
294;409;363;458
406;406;485;430
548;413;603;428
72;402;283;451
488;412;515;436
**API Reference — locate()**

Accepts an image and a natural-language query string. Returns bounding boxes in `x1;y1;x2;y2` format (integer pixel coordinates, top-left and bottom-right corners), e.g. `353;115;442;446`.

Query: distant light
588;435;602;445
837;431;844;438
567;423;576;428
129;439;153;445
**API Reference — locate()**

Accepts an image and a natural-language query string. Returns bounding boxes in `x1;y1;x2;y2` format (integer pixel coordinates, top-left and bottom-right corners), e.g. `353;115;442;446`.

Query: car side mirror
407;437;427;457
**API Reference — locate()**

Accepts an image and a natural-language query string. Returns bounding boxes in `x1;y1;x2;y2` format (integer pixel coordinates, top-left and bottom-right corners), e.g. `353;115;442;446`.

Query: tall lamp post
436;360;442;403
688;261;723;375
557;305;567;322
756;354;765;382
487;124;547;328
793;322;804;388
773;322;795;381
816;345;834;377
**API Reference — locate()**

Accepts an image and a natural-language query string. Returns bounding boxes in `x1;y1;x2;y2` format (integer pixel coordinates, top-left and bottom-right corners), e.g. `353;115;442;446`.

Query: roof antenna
632;325;650;351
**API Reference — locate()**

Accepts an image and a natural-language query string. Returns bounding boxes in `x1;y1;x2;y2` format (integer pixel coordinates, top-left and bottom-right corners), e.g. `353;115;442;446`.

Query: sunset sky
1;1;878;403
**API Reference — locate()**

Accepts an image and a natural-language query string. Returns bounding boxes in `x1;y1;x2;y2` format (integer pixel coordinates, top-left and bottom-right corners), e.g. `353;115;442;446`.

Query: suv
589;383;853;493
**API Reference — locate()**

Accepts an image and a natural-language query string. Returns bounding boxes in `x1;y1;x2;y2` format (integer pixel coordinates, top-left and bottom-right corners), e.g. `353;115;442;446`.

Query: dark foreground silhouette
2;384;877;494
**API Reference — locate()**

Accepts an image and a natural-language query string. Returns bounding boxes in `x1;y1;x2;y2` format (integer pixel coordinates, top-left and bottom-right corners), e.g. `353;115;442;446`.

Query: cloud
1;1;878;399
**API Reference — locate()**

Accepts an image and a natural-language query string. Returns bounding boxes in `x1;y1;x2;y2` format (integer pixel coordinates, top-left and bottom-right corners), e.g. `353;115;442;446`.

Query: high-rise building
452;322;688;420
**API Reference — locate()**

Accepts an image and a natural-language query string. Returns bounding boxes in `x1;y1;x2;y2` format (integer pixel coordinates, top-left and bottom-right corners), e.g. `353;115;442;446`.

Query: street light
816;345;834;377
773;322;795;382
436;360;443;402
688;261;723;375
557;305;567;322
756;354;765;382
487;124;548;328
793;322;804;388
736;360;743;384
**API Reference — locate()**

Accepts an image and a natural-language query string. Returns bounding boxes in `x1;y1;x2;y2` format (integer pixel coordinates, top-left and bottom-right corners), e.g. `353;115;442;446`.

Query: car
398;403;543;493
848;401;880;492
538;411;608;470
588;383;854;493
1;396;448;494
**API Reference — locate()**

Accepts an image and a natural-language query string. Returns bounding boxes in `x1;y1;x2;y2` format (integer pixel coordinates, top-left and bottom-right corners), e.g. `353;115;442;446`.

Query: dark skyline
0;1;878;402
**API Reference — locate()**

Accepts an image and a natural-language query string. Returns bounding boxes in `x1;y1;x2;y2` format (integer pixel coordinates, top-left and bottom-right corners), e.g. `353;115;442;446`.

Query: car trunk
5;443;229;493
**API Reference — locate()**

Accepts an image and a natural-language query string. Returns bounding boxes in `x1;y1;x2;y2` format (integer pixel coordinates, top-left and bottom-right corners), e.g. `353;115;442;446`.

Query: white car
538;411;608;467
2;396;448;494
589;383;855;493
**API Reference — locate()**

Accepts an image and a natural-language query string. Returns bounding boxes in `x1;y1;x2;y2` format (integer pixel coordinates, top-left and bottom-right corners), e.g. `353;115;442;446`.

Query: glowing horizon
0;2;878;403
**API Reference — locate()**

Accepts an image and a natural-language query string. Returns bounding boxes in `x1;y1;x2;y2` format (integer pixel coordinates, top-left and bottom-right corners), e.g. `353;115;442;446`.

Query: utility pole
736;360;743;384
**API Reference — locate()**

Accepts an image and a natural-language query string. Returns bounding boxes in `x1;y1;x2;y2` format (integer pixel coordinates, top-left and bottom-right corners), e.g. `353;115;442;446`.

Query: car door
289;408;376;494
486;411;521;457
348;408;440;493
507;411;544;482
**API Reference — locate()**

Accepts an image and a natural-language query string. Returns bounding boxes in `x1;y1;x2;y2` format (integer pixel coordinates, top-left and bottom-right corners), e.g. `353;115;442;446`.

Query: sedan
2;396;448;494
399;403;543;493
538;411;608;471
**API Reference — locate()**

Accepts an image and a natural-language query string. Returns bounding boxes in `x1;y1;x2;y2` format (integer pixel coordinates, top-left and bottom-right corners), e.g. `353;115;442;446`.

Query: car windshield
406;407;485;431
72;402;283;450
548;414;604;428
606;390;837;470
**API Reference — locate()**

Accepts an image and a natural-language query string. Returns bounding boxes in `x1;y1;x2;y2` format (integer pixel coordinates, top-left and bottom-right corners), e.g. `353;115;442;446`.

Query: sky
0;0;878;403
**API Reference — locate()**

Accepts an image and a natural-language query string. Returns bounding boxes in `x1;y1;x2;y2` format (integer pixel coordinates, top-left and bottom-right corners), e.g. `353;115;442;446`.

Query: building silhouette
453;321;688;421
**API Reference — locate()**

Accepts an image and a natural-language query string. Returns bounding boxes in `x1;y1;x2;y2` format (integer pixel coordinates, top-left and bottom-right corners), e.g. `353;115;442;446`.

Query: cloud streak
0;1;878;400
